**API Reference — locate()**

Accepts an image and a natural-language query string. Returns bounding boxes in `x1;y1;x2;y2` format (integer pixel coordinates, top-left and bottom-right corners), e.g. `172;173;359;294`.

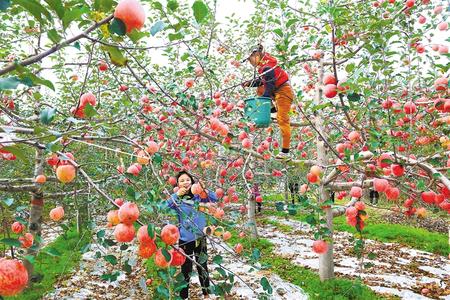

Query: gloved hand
241;80;251;88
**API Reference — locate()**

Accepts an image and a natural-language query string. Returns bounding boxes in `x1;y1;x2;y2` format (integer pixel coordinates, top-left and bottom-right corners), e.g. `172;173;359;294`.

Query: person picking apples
242;44;295;160
167;171;217;299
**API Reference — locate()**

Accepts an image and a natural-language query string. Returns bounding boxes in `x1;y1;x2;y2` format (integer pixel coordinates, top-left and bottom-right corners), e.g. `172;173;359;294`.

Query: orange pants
274;84;294;150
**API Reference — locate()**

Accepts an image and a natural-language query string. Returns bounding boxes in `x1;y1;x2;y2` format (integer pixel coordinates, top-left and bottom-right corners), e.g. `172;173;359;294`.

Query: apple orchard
0;0;449;299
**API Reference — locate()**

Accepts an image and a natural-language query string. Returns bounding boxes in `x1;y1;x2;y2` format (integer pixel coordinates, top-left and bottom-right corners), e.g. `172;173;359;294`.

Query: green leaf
273;28;283;38
101;45;128;66
167;0;178;11
123;260;132;274
0;77;22;90
168;32;183;41
126;186;141;200
14;0;52;24
432;173;442;179
156;285;170;298
108;18;126;36
1;145;27;161
260;277;273;294
62;6;88;29
286;18;297;28
73;41;81;50
0;0;11;10
15;67;55;90
128;30;148;43
84;103;97;118
2;198;14;206
215;267;227;277
104;254;118;265
44;0;64;19
30;75;54;90
192;0;208;24
347;93;361;102
44;247;61;257
345;63;355;73
153;153;162;164
198;252;208;264
311;102;332;112
47;29;62;44
150;20;166;36
0;238;21;247
305;215;317;226
97;229;106;239
101;271;120;282
162;248;171;262
40;108;56;125
24;255;35;264
147;224;155;239
212;255;223;264
94;0;113;12
251;248;261;261
152;1;163;10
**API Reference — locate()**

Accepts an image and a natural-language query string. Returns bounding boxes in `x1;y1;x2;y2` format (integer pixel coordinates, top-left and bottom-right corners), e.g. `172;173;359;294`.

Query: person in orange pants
242;44;294;160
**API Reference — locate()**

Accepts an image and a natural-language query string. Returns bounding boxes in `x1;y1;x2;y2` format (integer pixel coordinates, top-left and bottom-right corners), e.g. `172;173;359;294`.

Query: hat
241;44;264;63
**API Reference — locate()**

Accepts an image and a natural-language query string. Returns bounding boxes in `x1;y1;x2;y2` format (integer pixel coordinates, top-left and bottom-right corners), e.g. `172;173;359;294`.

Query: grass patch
332;216;449;256
262;209;449;256
7;225;91;300
227;231;382;300
258;218;293;233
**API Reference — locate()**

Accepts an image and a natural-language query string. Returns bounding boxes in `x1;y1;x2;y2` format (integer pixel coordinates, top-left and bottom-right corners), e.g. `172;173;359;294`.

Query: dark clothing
256;202;262;213
248;53;290;98
288;182;299;204
258;53;289;98
370;190;379;205
179;237;210;299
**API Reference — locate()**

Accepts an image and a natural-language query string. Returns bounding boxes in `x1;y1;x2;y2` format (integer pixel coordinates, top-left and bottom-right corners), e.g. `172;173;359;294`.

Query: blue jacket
167;190;218;243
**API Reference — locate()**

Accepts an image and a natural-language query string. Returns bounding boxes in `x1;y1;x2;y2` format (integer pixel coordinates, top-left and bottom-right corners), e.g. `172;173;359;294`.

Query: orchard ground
1;0;450;299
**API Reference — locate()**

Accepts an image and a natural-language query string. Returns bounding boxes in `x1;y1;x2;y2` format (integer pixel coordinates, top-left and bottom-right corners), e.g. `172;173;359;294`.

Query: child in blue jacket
167;171;217;299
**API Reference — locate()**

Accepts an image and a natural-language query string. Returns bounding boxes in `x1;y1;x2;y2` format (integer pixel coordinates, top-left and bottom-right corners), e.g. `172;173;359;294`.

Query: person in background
251;183;262;213
242;44;295;160
167;171;217;299
288;180;300;205
370;190;379;205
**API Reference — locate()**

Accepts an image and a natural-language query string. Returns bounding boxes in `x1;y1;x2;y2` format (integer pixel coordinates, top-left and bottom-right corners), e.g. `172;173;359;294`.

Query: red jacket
257;53;289;97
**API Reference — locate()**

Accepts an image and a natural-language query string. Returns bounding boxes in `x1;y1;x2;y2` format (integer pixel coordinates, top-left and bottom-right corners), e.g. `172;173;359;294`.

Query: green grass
258;218;293;233
262;209;449;256
227;231;382;300
7;225;91;300
332;216;449;256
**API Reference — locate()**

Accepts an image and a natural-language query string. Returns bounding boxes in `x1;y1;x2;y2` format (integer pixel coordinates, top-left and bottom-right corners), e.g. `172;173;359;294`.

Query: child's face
178;174;192;189
248;53;261;67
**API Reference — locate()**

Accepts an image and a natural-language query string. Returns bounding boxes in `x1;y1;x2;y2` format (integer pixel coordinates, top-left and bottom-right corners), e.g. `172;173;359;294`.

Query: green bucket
244;97;272;128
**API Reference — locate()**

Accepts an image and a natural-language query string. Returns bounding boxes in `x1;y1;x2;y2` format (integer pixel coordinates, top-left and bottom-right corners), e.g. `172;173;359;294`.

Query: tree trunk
23;149;45;284
247;196;258;239
284;175;289;203
314;59;335;281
